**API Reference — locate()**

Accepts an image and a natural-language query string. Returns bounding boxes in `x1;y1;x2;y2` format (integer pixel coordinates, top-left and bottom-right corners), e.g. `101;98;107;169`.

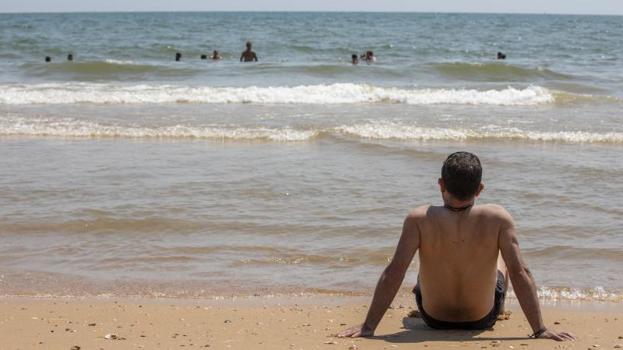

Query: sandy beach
1;295;622;350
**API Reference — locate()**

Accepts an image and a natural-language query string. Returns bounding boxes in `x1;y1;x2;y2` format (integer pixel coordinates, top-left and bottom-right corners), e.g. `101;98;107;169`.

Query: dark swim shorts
413;270;507;330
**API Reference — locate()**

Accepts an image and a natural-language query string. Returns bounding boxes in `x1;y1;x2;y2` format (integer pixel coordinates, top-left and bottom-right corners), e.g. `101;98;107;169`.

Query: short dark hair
441;152;482;200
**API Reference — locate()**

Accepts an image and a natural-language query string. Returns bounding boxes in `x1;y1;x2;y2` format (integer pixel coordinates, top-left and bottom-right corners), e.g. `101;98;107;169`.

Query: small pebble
70;347;80;350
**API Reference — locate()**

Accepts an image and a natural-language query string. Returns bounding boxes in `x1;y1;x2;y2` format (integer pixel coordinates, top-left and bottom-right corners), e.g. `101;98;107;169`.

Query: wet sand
1;296;622;350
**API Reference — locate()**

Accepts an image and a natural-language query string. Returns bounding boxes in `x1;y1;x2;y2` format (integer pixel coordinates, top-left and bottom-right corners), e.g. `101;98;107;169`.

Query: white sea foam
0;117;317;141
336;121;623;144
2;117;621;144
104;59;136;65
0;83;554;106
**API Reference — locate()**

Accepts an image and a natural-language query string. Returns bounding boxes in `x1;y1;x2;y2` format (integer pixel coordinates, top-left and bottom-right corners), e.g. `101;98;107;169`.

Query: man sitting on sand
240;41;258;62
339;152;575;341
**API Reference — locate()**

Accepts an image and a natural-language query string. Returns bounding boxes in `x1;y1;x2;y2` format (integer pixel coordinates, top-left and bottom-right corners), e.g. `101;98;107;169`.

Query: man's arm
338;213;421;338
498;209;575;341
253;52;258;61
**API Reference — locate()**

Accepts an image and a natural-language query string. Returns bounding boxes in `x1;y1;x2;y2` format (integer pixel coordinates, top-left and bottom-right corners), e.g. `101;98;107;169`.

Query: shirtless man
339;152;575;341
240;41;258;62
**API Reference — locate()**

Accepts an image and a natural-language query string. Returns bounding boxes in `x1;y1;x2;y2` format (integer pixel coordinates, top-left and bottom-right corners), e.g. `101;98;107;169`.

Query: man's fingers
337;327;361;338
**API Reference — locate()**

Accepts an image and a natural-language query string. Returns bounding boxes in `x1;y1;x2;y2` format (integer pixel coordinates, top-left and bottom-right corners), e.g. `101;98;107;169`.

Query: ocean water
0;12;622;300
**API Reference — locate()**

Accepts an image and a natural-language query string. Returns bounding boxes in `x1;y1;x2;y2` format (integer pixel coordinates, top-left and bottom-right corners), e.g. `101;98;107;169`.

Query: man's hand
337;324;374;338
537;329;576;341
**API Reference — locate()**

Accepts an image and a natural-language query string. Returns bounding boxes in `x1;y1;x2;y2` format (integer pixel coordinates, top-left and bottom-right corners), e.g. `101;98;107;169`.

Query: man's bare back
414;203;506;322
338;152;575;341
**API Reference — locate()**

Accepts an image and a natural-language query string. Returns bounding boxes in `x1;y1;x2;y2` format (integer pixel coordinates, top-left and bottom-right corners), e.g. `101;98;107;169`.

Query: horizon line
1;10;622;16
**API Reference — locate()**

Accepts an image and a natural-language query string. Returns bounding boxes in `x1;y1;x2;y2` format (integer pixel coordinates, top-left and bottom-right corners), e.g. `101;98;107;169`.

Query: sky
0;0;622;15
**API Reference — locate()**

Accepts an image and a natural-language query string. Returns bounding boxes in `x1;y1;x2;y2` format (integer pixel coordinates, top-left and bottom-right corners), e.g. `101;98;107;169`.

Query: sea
0;12;621;301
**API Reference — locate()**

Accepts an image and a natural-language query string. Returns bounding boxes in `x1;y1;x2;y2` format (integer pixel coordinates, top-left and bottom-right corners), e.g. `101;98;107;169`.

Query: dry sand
1;295;622;350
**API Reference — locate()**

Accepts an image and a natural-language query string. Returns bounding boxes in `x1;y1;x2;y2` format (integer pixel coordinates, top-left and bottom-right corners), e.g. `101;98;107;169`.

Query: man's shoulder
475;203;514;224
405;205;431;222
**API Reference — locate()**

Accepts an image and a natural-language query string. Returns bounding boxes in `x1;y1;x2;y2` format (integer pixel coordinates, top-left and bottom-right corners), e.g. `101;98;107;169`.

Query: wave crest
1;117;621;144
0;117;317;142
336;121;623;144
430;62;573;82
0;83;554;106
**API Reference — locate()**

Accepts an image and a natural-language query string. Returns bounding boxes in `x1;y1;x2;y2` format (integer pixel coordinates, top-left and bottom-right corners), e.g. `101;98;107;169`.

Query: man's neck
443;198;475;212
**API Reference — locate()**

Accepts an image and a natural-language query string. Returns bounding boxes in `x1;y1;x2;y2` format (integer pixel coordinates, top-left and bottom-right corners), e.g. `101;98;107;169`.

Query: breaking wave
0;83;555;106
430;62;573;82
0;117;317;142
336;121;623;144
1;117;622;144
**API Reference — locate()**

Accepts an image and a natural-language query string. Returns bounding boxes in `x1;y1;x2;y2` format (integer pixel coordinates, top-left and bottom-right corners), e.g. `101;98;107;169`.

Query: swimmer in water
240;41;258;62
175;52;182;61
364;50;376;63
67;53;73;61
351;54;359;65
45;56;51;62
497;52;507;60
212;50;223;60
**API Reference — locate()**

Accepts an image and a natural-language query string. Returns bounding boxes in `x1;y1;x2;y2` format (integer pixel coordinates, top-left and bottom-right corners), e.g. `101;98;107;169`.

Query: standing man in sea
240;41;258;62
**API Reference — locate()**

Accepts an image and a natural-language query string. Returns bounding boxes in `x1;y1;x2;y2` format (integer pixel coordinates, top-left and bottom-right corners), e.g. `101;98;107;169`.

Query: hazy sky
1;0;622;15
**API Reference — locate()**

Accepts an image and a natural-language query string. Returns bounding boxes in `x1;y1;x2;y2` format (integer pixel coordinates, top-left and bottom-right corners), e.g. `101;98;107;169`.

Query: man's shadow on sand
370;317;526;344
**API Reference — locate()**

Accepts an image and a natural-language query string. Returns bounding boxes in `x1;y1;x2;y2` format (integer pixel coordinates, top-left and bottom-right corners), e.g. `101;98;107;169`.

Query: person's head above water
246;41;253;50
351;54;358;64
439;152;483;202
175;52;182;61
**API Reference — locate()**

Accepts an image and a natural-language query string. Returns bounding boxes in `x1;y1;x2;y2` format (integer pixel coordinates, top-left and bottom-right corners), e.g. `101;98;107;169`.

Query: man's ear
438;178;445;193
475;183;484;197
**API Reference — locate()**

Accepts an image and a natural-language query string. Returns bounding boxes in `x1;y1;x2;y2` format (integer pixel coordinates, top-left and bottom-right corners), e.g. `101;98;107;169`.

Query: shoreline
1;295;622;349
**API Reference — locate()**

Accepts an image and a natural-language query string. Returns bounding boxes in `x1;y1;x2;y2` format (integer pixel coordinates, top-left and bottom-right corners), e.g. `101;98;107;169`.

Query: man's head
246;41;252;50
439;152;483;201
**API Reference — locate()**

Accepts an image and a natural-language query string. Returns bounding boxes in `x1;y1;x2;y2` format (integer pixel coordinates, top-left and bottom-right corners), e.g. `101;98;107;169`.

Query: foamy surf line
1;117;622;144
336;121;623;144
0;83;554;106
0;117;316;142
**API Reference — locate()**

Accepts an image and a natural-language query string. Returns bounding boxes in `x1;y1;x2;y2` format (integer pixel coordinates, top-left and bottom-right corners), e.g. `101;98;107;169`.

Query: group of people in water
43;41;506;64
351;51;376;65
42;41;260;63
42;41;377;64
